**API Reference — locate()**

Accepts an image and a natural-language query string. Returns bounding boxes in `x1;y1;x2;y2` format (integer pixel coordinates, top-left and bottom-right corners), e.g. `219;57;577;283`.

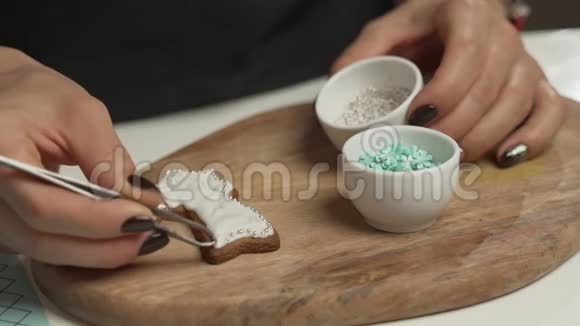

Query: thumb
63;97;135;190
331;10;428;74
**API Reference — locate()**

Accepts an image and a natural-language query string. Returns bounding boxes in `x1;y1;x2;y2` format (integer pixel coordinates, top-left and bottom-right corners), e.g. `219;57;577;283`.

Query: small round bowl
341;125;461;233
316;56;423;150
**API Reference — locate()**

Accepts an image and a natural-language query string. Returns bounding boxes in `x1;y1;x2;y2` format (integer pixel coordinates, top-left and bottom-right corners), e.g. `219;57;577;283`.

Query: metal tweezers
0;155;216;248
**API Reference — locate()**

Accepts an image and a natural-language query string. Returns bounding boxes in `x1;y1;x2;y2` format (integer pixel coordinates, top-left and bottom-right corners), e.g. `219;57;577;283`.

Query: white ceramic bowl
316;56;423;150
341;125;461;233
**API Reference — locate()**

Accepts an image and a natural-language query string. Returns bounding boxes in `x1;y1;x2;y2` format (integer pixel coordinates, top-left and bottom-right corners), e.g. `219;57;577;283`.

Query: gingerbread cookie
158;169;280;264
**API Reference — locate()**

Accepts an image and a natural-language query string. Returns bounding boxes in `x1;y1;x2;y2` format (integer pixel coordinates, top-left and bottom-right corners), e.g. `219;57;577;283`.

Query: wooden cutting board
32;102;580;326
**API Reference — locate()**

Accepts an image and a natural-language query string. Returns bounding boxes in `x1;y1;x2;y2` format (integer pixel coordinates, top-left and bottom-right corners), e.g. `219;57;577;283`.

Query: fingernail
121;216;156;233
127;174;158;190
409;105;438;126
138;232;169;256
498;144;528;168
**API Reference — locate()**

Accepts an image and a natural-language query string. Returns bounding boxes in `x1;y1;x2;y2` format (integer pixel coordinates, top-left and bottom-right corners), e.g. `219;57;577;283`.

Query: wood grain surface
32;101;580;326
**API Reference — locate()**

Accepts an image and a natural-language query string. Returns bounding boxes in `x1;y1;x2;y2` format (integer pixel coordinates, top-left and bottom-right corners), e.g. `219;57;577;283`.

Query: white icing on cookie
157;169;274;248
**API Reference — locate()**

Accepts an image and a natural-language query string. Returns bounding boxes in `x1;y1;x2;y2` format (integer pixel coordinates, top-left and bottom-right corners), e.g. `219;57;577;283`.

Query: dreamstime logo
359;122;401;154
339;154;481;202
87;146;483;204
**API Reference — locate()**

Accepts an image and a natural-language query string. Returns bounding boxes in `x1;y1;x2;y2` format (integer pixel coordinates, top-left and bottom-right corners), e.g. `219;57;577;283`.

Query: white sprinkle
337;86;411;126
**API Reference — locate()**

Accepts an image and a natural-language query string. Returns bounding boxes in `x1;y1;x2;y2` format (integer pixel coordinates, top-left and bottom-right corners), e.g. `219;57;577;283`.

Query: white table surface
45;29;580;326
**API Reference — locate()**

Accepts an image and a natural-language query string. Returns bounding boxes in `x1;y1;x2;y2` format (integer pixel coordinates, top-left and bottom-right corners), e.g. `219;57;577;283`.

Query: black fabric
3;1;393;122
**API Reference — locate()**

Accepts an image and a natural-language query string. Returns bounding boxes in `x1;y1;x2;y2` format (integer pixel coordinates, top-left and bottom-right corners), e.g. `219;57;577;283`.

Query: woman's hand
0;47;168;267
333;0;565;166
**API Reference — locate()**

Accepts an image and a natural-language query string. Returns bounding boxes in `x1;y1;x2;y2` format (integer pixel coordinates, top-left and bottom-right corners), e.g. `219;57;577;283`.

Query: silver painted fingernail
499;144;528;168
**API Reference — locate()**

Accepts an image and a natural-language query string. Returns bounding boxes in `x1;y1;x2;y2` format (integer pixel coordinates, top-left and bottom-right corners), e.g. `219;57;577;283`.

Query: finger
430;24;521;140
0;173;155;239
0;242;15;254
0;201;168;268
331;11;425;74
61;97;135;190
407;0;491;126
393;34;444;75
496;80;566;167
459;56;541;162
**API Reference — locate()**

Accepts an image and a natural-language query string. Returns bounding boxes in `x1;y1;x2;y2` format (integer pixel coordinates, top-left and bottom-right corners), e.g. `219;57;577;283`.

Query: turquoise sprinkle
358;144;439;172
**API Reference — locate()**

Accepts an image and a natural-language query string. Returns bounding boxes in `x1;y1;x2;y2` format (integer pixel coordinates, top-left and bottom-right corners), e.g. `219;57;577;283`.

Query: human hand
0;48;168;268
333;0;565;166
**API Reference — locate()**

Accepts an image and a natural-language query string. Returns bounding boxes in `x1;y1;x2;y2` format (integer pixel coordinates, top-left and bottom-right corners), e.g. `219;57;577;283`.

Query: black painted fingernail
409;105;438;126
498;144;528;168
127;174;158;190
121;216;155;233
138;232;169;256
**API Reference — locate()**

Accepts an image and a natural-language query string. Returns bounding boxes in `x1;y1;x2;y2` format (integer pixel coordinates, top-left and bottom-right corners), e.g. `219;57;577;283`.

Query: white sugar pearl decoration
337;86;411;126
159;169;275;248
